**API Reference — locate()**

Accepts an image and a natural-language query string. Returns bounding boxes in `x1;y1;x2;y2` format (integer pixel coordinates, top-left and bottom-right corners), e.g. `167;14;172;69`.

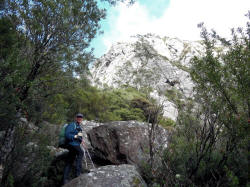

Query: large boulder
80;120;103;148
64;164;147;187
88;121;169;169
0;118;37;184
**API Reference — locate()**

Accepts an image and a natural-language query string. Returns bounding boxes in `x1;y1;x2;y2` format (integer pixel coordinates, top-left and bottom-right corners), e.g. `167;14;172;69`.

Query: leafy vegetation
148;14;250;187
0;0;249;186
2;124;53;187
43;84;172;125
0;1;150;186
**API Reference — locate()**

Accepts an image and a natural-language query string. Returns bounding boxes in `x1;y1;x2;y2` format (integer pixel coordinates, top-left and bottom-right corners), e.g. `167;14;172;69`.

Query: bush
43;86;155;123
147;15;249;187
158;117;175;129
1;124;53;187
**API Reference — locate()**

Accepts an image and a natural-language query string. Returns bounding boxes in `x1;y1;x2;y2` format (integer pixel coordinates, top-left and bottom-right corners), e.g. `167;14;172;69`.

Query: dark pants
63;144;84;184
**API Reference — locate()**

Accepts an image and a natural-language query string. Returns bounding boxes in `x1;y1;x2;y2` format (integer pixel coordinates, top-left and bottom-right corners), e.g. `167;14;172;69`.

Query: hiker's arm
65;123;76;141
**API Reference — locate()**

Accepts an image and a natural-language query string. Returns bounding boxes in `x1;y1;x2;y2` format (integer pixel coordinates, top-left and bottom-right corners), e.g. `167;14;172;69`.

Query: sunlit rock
63;164;147;187
90;34;203;120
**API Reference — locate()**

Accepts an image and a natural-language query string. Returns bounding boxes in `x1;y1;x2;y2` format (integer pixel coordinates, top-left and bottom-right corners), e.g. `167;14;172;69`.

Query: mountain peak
90;34;203;120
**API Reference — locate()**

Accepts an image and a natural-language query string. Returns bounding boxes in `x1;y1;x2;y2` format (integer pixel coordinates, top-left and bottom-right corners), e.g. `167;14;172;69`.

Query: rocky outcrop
81;120;103;148
88;121;169;169
0;118;34;183
90;34;203;120
0;128;14;182
64;164;147;187
1;119;169;186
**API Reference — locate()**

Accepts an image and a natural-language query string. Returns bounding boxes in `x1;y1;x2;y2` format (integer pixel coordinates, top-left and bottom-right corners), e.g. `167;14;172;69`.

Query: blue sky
90;0;170;57
90;0;250;58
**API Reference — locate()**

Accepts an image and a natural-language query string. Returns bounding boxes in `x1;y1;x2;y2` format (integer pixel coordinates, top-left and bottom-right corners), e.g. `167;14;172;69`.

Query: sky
90;0;250;58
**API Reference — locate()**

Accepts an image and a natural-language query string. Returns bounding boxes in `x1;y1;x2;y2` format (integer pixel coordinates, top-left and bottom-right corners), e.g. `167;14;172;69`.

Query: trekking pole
81;141;95;169
86;149;95;169
80;143;88;169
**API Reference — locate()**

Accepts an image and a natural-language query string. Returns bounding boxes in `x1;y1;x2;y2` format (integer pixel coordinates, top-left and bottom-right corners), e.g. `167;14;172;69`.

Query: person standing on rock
63;113;87;185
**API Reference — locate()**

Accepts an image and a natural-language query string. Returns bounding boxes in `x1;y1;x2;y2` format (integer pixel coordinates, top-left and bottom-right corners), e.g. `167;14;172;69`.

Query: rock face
1;119;168;186
64;164;147;187
90;34;203;120
0;128;15;181
81;120;103;148
88;121;169;169
0;118;36;183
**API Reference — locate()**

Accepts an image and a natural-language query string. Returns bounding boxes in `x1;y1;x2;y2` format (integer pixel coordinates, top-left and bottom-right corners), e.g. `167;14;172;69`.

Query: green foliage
1;124;54;187
0;17;27;130
224;166;239;187
0;1;106;185
37;82;151;123
164;88;185;109
44;85;152;123
105;87;159;122
151;15;249;186
0;1;140;186
6;174;14;187
0;0;106;126
158;117;175;129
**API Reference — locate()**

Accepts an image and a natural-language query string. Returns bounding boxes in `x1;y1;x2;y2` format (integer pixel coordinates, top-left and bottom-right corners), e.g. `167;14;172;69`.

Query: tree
0;1;136;185
0;2;105;178
154;14;249;186
0;0;137;122
1;0;106;102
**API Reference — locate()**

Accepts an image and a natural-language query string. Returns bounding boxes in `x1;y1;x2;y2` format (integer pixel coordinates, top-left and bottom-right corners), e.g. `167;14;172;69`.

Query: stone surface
0;164;3;184
90;34;203;120
1;119;168;186
88;121;169;169
80;120;103;149
64;164;147;187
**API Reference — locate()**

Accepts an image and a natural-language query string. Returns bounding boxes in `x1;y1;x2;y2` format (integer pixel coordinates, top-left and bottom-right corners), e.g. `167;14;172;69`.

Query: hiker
63;113;87;185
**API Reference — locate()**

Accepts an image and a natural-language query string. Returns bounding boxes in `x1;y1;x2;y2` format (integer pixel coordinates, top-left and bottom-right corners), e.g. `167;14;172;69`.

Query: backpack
58;124;69;148
58;123;77;148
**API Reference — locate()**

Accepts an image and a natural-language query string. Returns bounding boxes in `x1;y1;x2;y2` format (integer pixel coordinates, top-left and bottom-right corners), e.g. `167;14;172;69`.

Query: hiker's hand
74;132;83;139
77;132;83;137
74;134;81;139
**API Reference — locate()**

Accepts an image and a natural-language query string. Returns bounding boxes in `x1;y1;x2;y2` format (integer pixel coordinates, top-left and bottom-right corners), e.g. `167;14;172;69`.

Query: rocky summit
90;34;203;120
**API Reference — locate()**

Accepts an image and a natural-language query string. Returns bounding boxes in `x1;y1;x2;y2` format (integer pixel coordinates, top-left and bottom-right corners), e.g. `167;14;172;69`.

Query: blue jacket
65;121;83;146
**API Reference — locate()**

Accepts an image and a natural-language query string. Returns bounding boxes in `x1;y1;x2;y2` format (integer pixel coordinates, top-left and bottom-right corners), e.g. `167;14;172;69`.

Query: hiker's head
75;113;84;123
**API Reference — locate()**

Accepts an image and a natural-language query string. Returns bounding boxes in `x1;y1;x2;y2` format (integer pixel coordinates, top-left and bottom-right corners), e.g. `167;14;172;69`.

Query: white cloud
102;0;250;52
163;0;249;40
103;2;153;49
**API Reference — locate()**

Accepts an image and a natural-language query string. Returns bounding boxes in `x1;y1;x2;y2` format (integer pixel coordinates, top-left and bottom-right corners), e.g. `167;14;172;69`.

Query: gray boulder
64;164;147;187
80;120;103;149
88;121;169;169
0;118;35;182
